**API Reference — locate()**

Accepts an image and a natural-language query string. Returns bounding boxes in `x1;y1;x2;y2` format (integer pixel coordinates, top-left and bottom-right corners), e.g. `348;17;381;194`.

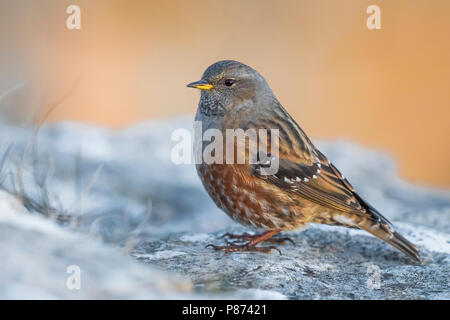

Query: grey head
187;60;275;119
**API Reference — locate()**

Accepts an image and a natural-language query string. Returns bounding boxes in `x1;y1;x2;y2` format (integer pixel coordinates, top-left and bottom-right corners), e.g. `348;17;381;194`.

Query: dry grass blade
0;143;14;186
124;199;153;253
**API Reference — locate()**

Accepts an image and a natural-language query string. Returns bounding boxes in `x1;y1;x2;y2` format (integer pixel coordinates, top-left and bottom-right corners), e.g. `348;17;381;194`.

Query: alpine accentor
187;60;419;261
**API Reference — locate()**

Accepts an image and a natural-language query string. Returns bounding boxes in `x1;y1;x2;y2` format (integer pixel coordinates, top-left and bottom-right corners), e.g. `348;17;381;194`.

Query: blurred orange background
0;0;449;187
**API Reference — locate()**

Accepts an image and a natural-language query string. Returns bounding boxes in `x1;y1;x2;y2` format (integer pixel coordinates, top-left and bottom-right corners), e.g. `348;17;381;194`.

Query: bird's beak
186;80;213;91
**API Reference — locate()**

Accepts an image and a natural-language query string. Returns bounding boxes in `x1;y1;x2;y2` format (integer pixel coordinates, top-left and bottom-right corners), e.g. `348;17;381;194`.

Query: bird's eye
224;79;235;87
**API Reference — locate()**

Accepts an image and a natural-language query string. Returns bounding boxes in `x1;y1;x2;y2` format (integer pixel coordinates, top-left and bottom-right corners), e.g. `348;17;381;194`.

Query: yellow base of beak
187;80;214;91
194;84;213;90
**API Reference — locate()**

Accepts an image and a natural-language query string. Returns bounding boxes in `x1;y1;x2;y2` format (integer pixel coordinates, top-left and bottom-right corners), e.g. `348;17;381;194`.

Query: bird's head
187;60;272;116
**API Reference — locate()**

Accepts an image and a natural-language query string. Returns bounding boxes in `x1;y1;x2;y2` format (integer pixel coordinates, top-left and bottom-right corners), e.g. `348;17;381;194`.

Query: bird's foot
205;243;281;255
220;232;295;246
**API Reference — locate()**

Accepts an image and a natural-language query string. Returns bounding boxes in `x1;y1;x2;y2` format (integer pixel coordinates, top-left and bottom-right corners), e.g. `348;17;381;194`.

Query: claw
269;246;282;255
205;243;282;255
219;232;294;246
272;237;295;246
207;230;287;255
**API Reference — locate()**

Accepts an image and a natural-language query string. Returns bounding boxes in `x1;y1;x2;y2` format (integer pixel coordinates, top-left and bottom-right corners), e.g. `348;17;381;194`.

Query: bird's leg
206;229;289;254
221;231;295;245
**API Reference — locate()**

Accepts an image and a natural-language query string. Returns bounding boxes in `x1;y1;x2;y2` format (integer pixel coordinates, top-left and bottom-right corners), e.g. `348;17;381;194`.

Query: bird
187;60;420;262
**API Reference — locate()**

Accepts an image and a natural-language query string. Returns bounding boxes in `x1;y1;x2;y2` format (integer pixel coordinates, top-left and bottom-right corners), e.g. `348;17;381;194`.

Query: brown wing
254;149;359;211
253;147;394;228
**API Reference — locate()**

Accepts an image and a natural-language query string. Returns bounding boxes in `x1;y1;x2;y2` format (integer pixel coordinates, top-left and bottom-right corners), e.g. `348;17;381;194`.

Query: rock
132;224;449;299
0;190;193;299
0;118;449;299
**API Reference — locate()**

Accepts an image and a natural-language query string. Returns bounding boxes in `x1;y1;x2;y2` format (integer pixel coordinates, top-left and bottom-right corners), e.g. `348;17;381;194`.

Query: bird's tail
353;193;420;262
317;211;420;261
357;217;420;262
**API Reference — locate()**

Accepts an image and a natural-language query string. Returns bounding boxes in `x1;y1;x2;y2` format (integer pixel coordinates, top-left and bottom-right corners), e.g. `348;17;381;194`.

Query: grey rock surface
0;190;193;299
132;224;449;299
0;117;449;299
